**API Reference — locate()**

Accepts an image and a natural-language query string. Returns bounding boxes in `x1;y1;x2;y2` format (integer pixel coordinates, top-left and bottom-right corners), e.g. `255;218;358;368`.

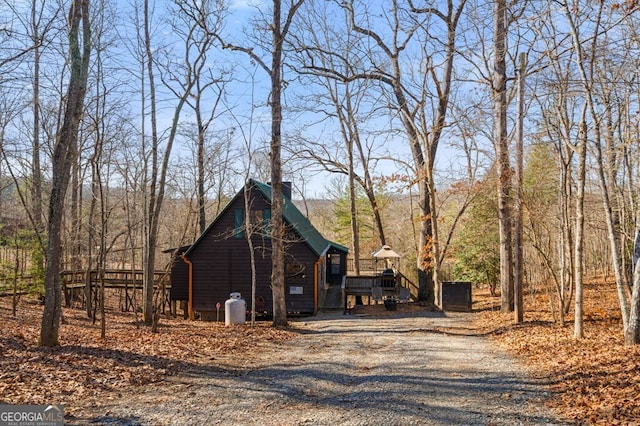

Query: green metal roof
251;179;348;257
185;179;348;257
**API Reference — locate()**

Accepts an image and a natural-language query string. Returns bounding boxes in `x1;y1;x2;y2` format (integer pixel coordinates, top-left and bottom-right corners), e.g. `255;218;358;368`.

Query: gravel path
70;309;567;425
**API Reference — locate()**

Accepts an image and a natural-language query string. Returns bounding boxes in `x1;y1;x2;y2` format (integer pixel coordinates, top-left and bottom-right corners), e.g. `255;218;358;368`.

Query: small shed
169;179;348;319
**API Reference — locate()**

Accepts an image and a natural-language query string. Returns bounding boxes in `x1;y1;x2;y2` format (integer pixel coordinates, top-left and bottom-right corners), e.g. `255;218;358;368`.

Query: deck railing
61;269;169;288
60;269;172;314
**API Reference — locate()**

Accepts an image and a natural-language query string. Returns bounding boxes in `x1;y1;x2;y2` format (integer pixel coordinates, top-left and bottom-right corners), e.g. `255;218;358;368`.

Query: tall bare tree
290;3;388;270
220;0;304;327
530;0;580;327
27;0;59;234
560;0;606;339
298;0;466;304
138;0;226;325
514;52;526;322
171;0;229;235
40;0;91;346
492;0;514;313
140;0;161;326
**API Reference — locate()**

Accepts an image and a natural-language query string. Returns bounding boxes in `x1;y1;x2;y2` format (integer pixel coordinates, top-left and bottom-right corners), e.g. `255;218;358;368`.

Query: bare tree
492;0;514;313
529;0;581;327
555;0;640;343
219;0;305;327
139;0;161;326
40;0;91;346
171;0;229;234
559;0;607;340
0;0;61;287
26;0;60;234
289;2;390;263
85;0;131;336
298;0;466;304
138;0;227;325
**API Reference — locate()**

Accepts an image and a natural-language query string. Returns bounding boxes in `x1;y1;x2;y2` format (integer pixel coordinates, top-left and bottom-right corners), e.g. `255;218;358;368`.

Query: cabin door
326;252;344;286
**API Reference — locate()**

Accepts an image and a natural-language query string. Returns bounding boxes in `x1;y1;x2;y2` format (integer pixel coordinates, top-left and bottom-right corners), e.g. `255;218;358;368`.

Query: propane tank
225;292;246;325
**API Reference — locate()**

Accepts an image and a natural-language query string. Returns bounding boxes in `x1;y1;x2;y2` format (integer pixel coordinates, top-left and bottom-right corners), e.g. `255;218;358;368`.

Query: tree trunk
558;139;574;316
243;182;258;326
563;0;631;339
625;235;640;345
218;0;302;326
425;161;441;305
40;0;90;347
30;0;43;233
197;110;207;235
140;0;218;325
348;133;360;275
270;0;287;327
493;0;513;313
514;53;526;323
142;0;159;325
416;174;435;304
573;106;588;339
594;128;630;331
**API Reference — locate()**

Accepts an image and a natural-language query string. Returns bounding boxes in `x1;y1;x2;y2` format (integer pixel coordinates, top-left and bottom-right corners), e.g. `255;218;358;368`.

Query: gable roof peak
184;178;348;257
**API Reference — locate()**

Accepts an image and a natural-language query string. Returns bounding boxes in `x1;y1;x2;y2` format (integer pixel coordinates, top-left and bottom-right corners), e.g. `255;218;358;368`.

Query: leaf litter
473;279;640;425
0;298;295;413
1;278;639;424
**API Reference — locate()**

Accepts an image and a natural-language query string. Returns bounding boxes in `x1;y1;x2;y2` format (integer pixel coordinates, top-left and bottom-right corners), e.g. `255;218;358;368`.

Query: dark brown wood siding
170;257;189;301
183;186;319;315
283;239;319;314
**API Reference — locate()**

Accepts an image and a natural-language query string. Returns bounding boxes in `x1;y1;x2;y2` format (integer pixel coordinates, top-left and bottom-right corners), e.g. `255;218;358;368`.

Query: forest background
2;0;640;346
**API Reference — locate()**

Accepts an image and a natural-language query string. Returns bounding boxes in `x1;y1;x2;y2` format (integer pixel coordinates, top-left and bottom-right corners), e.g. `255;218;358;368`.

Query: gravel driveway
71;308;566;425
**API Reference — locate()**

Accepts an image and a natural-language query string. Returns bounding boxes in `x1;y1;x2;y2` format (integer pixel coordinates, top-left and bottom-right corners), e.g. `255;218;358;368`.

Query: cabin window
263;209;271;236
234;208;243;238
329;253;341;275
250;209;263;226
235;208;271;238
250;209;271;237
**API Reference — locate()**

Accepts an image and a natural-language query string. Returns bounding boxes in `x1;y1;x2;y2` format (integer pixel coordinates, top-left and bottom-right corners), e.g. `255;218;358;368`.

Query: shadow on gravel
305;308;448;322
219;359;562;425
294;310;558;339
61;308;565;425
89;415;144;425
290;310;497;338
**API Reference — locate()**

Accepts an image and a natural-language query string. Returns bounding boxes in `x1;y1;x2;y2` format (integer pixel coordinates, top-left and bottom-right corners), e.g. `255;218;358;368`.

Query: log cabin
169;179;348;319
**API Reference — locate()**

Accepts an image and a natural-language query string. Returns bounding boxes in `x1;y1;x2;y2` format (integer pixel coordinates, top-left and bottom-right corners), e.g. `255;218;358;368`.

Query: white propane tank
225;292;246;325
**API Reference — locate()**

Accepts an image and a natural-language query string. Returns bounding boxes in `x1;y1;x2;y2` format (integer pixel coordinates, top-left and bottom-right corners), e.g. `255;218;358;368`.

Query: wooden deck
61;269;172;314
343;271;417;312
61;269;169;288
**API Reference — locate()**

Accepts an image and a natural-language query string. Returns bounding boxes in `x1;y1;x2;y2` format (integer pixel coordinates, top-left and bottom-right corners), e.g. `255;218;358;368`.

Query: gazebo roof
372;245;400;259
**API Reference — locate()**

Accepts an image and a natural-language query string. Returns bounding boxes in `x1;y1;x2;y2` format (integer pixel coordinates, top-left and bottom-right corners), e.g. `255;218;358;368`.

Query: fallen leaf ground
1;279;639;424
473;278;640;425
0;298;295;412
